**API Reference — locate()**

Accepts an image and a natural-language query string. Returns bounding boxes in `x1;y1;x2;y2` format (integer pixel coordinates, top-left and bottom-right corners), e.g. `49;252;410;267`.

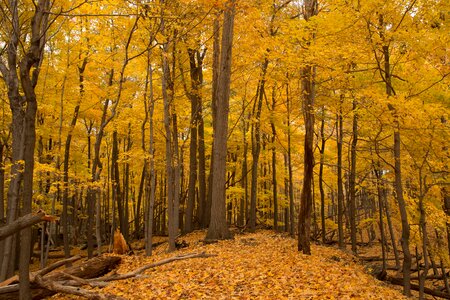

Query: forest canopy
0;0;449;298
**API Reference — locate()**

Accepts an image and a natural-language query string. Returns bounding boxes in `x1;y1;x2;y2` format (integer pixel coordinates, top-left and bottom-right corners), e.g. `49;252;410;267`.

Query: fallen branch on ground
386;276;450;299
0;255;120;300
35;275;123;300
0;255;82;288
94;251;216;282
0;251;216;300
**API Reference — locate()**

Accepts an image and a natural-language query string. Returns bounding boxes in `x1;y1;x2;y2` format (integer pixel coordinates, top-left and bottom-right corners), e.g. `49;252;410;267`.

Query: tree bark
382;40;411;296
62;57;87;261
336;102;345;249
318;108;326;244
297;0;318;255
271;88;278;231
206;0;235;241
0;255;121;300
349;99;358;254
0;1;51;297
160;4;177;251
0;212;54;241
286;84;295;237
249;58;268;232
204;17;221;230
185;48;204;233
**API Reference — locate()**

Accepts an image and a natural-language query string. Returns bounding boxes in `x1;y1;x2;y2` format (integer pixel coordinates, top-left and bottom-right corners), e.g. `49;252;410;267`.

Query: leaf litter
51;230;407;299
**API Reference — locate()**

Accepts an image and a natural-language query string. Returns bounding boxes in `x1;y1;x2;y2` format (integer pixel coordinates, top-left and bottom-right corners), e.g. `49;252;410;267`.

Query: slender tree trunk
239;95;248;227
0;142;5;269
270;88;278;231
62;58;86;261
374;166;387;274
197;100;207;228
0;1;50;297
250;58;268;232
204;17;221;230
297;63;316;254
418;174;429;300
160;6;177;251
286;87;295;237
206;0;235;241
0;7;24;284
349;99;358;254
336;104;345;249
319;108;326;244
185;48;204;233
382;41;411;295
146;68;156;255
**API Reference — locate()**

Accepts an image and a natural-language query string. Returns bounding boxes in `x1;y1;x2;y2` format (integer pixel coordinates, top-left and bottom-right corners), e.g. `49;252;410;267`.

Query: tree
297;0;318;255
0;0;51;297
206;0;236;241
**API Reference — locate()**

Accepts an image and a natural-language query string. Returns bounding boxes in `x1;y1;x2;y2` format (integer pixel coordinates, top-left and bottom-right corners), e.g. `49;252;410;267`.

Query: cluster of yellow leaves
55;231;407;299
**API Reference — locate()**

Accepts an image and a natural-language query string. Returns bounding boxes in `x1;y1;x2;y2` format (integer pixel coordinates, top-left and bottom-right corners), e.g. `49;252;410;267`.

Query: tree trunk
0;1;50;297
62;57;87;261
318;108;326;244
197;100;207;228
145;56;156;256
206;0;235;241
382;40;411;296
160;6;177;251
349;99;358;254
286;85;295;237
204;17;221;230
239;95;248;227
250;58;268;232
185;48;204;233
297;0;318;255
270;88;278;231
297;64;316;254
336;104;345;249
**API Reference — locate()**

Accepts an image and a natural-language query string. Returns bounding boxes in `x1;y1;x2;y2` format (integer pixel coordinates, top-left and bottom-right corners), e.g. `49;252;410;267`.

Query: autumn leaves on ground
50;231;405;300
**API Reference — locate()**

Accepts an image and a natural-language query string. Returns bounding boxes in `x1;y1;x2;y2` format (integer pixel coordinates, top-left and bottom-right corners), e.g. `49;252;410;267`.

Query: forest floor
48;230;408;299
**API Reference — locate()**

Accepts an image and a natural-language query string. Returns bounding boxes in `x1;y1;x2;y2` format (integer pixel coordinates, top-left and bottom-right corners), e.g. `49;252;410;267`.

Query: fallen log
0;210;57;241
35;274;123;300
358;256;399;262
386;276;450;299
0;255;82;288
0;255;121;300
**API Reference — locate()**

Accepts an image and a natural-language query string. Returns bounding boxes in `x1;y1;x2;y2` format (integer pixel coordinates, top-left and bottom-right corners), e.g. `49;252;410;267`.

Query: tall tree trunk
146;60;156;255
185;48;204;233
336;103;345;249
206;0;235;241
270;88;278;231
250;58;268;232
0;1;50;298
319;107;326;244
374;166;387;275
382;40;411;295
0;141;5;270
160;5;177;251
286;85;295;237
0;6;24;284
297;0;318;255
204;17;221;230
62;57;87;261
239;95;248;227
197;100;207;228
297;67;316;254
349;99;358;254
